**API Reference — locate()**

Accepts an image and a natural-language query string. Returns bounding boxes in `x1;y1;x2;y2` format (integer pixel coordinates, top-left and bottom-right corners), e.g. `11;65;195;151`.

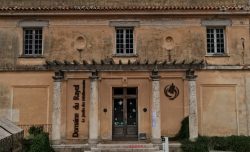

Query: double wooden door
112;87;138;139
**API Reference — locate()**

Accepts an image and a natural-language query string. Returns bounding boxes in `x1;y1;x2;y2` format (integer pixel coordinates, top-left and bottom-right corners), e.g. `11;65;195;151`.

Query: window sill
18;55;44;58
17;55;45;65
205;54;230;57
112;54;138;57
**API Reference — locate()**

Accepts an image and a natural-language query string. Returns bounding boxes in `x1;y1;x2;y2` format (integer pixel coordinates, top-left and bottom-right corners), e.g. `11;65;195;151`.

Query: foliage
181;136;250;152
22;126;54;152
172;117;250;152
181;137;210;152
28;126;43;136
170;116;189;141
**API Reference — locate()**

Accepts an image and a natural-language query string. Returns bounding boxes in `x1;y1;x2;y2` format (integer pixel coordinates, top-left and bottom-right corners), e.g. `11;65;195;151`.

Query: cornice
0;5;249;16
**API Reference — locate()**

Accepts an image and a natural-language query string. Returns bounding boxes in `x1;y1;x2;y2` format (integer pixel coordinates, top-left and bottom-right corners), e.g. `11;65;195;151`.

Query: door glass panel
127;98;137;125
114;98;124;126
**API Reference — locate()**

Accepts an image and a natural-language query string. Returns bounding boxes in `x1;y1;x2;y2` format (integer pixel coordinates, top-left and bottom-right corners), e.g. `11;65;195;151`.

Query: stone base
189;137;198;142
51;140;62;145
151;138;162;144
52;144;90;152
88;139;99;145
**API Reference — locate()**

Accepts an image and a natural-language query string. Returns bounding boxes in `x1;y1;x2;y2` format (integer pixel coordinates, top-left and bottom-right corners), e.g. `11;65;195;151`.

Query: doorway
112;87;138;139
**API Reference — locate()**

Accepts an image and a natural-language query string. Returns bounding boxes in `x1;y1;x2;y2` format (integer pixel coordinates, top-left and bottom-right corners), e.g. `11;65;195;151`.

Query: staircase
53;142;182;152
90;143;160;152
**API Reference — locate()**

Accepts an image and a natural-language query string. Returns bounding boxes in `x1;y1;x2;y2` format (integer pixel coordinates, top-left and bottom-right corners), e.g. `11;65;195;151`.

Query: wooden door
112;87;138;139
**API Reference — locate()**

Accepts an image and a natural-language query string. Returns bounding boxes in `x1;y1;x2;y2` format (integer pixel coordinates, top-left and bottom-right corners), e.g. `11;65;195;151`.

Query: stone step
92;143;160;152
53;144;90;152
96;143;156;149
91;147;159;152
159;143;182;152
52;142;182;152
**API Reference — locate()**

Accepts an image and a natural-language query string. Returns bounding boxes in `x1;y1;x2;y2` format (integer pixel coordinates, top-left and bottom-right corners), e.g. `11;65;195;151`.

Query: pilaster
151;67;161;144
89;70;99;144
186;69;198;140
52;70;64;143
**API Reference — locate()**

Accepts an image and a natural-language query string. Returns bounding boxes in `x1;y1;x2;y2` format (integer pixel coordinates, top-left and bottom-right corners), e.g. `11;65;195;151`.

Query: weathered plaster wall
0;72;53;126
0;28;18;67
160;72;186;137
0;70;250;140
0;14;250;140
0;16;249;67
197;71;249;136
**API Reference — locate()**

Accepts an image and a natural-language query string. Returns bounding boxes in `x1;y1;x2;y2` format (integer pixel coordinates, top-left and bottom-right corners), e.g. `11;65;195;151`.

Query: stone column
151;68;161;144
52;70;64;143
89;70;99;144
186;69;198;140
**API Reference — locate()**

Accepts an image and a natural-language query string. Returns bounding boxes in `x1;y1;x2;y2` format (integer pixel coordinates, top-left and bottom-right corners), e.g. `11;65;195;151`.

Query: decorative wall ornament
75;36;86;51
164;83;179;100
163;36;174;51
163;36;175;61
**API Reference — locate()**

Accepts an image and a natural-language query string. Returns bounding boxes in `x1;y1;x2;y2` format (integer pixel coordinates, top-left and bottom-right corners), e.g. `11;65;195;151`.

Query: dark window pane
127;98;137;125
114;98;124;126
127;88;137;95
114;88;123;95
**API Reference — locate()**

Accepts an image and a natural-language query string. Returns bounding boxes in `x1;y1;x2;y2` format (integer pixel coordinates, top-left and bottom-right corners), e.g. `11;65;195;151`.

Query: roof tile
0;4;247;12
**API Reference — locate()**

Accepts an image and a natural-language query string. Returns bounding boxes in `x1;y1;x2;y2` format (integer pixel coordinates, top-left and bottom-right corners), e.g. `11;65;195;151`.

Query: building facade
0;0;250;144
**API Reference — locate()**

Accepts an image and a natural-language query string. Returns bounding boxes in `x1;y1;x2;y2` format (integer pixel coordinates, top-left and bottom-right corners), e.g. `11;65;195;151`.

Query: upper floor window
206;27;225;54
23;28;43;56
116;27;134;55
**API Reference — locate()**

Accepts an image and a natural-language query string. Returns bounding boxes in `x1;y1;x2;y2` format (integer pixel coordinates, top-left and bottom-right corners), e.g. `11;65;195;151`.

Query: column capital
151;67;161;81
186;69;197;81
53;70;64;82
89;69;99;80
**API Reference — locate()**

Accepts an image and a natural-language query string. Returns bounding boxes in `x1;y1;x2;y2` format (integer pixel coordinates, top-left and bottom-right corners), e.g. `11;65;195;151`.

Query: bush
28;126;43;136
170;116;189;141
181;136;250;152
181;137;210;152
22;126;54;152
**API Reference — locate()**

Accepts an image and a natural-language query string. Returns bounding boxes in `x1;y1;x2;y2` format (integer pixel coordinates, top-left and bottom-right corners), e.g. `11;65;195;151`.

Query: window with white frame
206;27;225;54
23;28;43;55
116;27;134;55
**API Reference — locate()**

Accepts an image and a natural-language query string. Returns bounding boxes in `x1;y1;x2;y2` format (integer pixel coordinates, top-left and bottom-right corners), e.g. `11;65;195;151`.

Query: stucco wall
0;70;250;141
197;71;249;136
0;16;249;68
0;12;250;141
0;72;53;126
160;72;186;137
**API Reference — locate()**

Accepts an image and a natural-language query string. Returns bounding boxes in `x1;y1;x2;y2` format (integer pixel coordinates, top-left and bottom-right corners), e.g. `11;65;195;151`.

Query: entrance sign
71;80;86;138
72;113;79;137
81;81;86;123
72;85;80;137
